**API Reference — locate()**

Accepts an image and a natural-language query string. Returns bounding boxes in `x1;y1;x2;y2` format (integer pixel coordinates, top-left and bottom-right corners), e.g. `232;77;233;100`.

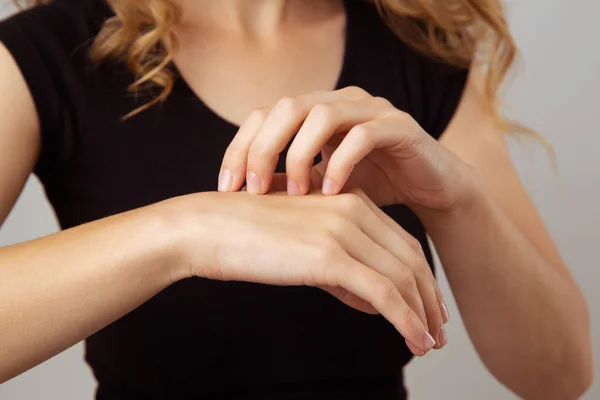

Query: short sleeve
400;48;469;139
346;0;470;141
0;0;105;181
420;59;469;138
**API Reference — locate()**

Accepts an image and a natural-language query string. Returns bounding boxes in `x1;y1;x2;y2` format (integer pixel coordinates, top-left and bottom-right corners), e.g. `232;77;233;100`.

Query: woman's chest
46;86;241;226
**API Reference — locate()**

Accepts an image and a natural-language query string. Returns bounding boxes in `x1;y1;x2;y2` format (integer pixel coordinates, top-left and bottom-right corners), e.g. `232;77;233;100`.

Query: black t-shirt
0;0;468;398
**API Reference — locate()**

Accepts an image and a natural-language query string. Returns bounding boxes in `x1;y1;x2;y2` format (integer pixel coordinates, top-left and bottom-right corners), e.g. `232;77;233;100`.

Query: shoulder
346;0;469;138
0;0;110;56
0;0;112;179
0;0;112;107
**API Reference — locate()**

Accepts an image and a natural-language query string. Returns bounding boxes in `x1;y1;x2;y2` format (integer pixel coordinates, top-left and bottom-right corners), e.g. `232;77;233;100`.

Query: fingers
437;284;450;324
357;209;442;348
220;92;331;195
319;285;379;315
348;189;448;348
219;89;421;199
245;96;310;194
219;108;269;192
333;256;436;354
285;98;391;195
339;221;428;331
219;87;375;195
434;284;450;349
413;255;446;349
321;113;403;195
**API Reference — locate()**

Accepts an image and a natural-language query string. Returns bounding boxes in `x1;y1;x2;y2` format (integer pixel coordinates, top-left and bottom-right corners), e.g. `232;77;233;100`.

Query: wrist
413;167;486;228
142;199;198;284
153;192;220;282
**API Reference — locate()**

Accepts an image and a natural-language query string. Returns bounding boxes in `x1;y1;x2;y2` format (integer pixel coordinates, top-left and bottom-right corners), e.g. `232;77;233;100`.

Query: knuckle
248;107;269;122
276;96;301;116
408;121;425;152
399;266;418;291
313;237;341;263
430;300;443;322
373;278;399;308
396;116;425;155
310;103;337;123
409;135;425;157
401;306;417;327
410;255;435;290
344;86;369;99
406;235;423;251
412;248;429;273
325;213;351;236
351;124;375;147
387;107;409;120
372;96;393;110
335;192;365;215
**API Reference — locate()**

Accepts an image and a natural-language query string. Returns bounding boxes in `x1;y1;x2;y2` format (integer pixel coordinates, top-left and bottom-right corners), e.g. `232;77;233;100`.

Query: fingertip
406;339;425;357
441;301;450;324
438;326;448;348
322;177;339;196
423;331;436;352
287;177;301;196
246;171;263;195
285;157;316;195
218;168;234;192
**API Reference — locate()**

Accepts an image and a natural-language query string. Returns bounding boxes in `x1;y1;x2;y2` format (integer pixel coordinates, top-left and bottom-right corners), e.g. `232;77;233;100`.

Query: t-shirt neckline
173;0;357;130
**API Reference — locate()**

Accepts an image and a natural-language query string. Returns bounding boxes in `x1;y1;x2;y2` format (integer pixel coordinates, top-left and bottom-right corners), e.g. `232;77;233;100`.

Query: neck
181;0;299;35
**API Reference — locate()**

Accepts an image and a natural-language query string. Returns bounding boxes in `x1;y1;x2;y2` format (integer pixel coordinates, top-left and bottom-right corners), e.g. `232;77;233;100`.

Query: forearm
417;181;592;399
0;202;187;383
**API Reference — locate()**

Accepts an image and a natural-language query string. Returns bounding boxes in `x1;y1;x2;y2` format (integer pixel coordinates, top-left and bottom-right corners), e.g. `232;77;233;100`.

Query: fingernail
423;331;436;351
246;171;262;195
287;177;301;196
438;326;448;347
218;169;233;192
322;178;336;195
441;301;450;323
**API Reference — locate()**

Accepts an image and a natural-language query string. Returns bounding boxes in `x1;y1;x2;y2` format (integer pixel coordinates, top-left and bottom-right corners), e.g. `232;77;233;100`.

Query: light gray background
0;0;598;399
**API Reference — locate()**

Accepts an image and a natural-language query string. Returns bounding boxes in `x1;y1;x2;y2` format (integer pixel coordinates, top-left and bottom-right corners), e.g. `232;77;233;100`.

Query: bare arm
0;205;186;383
423;68;593;399
0;43;189;383
0;43;39;224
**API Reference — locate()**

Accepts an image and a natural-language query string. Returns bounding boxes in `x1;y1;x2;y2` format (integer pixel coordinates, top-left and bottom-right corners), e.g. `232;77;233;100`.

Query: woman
0;0;593;398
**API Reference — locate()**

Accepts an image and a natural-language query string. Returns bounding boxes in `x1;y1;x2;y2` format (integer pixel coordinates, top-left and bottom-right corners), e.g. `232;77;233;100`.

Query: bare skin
0;0;593;398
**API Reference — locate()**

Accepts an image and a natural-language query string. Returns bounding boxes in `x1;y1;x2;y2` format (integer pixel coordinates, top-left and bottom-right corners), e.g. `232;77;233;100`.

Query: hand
169;189;449;355
217;86;473;210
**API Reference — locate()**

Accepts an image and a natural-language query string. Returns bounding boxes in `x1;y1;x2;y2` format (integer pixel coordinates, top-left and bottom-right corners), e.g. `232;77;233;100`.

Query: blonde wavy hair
21;0;525;134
